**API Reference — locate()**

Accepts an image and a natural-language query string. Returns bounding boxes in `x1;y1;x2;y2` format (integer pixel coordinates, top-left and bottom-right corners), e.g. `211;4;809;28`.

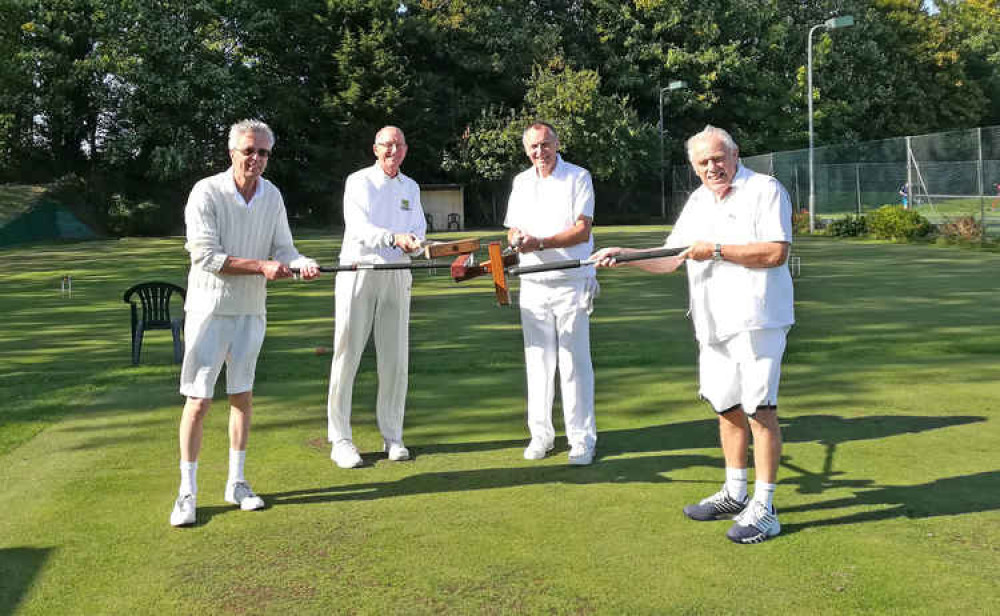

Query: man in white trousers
506;121;599;466
171;119;320;527
593;125;794;544
327;126;426;468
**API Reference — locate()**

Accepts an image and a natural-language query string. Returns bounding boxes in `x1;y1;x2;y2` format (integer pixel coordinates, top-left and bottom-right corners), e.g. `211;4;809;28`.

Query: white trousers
327;270;411;444
518;277;598;449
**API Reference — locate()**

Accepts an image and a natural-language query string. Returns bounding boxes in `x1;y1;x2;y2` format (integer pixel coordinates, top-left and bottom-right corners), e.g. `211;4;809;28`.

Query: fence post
978;127;985;234
906;136;913;210
856;163;862;214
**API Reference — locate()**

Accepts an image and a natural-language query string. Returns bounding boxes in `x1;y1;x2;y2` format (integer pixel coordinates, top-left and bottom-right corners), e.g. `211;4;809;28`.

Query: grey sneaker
726;500;781;544
224;481;265;511
170;493;196;527
683;488;749;521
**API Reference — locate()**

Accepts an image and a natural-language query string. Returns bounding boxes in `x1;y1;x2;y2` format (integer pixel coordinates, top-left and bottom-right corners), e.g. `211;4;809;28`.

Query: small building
420;184;464;232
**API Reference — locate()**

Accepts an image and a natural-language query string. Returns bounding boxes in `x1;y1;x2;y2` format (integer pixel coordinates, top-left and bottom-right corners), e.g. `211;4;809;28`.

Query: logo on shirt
400;199;410;211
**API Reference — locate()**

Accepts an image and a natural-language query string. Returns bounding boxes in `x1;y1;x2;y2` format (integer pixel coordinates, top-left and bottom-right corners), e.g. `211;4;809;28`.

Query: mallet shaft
507;246;687;277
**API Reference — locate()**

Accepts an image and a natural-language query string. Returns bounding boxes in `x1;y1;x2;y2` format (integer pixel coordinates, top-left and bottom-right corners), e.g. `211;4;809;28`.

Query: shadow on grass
780;470;1000;533
264;453;717;508
0;547;52;614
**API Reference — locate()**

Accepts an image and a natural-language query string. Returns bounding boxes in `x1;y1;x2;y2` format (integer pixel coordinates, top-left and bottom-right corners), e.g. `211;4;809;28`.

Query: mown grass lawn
1;229;997;614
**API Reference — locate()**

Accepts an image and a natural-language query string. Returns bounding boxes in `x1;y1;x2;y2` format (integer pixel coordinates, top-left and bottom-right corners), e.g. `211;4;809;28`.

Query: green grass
1;230;998;614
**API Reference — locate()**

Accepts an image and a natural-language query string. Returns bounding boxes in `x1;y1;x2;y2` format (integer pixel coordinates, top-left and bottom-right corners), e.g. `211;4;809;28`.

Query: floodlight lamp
667;80;687;91
825;15;855;29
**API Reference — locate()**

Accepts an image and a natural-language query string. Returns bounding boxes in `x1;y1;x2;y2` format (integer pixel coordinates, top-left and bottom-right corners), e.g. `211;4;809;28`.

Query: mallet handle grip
293;261;449;274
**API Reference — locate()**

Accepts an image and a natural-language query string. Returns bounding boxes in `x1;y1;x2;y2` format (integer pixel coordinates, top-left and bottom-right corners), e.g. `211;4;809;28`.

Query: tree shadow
780;471;1000;534
0;547;53;614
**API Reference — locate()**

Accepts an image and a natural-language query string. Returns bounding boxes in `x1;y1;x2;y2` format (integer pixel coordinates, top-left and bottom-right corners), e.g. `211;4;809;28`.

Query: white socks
179;460;198;496
725;467;748;501
228;449;246;485
753;480;776;509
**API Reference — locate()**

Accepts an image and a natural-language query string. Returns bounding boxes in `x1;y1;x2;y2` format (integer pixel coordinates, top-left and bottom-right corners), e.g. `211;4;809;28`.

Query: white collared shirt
504;155;595;282
666;165;794;343
339;163;426;264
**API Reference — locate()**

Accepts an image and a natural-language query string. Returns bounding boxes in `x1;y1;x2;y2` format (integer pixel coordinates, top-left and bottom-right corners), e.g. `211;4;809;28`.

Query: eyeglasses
376;141;406;150
236;147;271;158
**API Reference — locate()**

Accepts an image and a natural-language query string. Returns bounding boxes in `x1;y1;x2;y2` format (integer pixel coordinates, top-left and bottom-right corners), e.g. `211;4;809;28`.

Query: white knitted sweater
184;169;311;315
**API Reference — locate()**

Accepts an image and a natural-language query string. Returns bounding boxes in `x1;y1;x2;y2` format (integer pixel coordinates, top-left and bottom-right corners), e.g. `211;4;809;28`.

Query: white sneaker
224;481;265;511
384;440;410;461
568;443;595;466
523;438;554;460
170;493;196;527
331;440;363;468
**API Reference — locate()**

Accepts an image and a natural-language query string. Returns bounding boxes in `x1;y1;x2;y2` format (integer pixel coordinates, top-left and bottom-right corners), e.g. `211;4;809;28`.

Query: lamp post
808;15;854;232
659;80;687;220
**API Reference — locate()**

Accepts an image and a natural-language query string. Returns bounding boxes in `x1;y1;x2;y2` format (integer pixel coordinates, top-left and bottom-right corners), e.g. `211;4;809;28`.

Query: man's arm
591;246;687;273
686;241;789;268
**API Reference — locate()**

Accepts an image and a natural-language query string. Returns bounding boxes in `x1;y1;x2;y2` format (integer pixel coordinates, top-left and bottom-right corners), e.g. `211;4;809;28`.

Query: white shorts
179;313;267;399
699;327;788;415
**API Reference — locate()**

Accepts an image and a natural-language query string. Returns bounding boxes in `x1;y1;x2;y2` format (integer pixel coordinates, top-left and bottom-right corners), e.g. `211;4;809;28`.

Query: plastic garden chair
123;281;186;365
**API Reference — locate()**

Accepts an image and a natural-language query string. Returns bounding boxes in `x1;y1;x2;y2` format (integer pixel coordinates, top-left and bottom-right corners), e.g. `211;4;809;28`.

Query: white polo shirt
339;163;426;265
504;155;595;282
666;165;794;343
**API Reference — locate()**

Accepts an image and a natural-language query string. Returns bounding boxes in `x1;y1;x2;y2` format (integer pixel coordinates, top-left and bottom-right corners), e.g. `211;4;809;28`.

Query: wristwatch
538;238;545;250
712;243;723;262
387;232;396;248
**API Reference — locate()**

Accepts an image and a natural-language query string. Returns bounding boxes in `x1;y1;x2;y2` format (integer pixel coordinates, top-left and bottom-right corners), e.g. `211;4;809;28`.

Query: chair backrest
123;282;186;326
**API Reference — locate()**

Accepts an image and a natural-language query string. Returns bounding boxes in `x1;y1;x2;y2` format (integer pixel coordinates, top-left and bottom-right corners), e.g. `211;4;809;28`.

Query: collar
227;167;262;203
372;162;404;184
532;154;563;180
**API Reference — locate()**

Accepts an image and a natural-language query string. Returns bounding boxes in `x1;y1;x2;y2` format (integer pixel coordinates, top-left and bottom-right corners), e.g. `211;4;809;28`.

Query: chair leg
172;321;184;363
133;324;145;365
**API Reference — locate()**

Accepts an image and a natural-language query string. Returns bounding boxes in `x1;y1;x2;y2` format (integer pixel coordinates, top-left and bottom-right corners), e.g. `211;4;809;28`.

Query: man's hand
291;259;321;280
259;260;293;280
509;228;541;253
591;247;624;267
393;233;423;253
687;241;715;261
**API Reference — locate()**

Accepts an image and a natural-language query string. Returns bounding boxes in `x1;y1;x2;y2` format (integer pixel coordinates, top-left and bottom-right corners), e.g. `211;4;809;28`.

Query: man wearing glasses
170;119;320;527
327;126;426;469
505;122;599;466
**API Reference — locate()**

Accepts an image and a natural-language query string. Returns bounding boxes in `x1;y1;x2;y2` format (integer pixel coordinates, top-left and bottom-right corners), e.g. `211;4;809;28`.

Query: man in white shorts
506;121;599;466
592;125;794;543
326;126;425;469
170;119;320;527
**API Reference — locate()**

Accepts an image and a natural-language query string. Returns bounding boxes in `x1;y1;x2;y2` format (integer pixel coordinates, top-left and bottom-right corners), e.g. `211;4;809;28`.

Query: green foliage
826;213;868;237
105;194;164;237
866;205;932;240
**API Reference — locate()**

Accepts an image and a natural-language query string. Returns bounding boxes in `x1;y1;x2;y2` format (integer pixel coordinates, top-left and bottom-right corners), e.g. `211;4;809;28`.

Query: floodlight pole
808;15;854;233
658;80;687;221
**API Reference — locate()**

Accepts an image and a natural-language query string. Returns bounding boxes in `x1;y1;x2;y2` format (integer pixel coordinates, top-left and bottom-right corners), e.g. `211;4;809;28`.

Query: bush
106;195;164;236
866;205;931;240
792;208;811;234
938;216;983;242
826;214;868;237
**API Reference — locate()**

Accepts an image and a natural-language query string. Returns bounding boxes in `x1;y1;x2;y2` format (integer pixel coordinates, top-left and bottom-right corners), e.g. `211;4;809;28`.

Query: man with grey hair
593;125;794;543
506;121;599;466
170;119;320;527
327;125;425;469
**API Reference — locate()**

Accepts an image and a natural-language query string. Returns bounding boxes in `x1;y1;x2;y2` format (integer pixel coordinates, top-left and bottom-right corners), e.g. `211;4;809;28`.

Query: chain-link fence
672;125;1000;237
